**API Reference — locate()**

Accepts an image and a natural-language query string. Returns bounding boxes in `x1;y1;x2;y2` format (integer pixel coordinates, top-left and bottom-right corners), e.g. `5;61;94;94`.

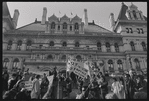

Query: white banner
47;75;54;88
24;81;33;91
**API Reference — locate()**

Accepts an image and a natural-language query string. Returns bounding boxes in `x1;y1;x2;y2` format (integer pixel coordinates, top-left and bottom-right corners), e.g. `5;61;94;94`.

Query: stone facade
3;2;147;74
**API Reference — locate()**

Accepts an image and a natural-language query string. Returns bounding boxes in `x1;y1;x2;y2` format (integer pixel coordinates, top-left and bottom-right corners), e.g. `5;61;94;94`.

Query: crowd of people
2;67;147;99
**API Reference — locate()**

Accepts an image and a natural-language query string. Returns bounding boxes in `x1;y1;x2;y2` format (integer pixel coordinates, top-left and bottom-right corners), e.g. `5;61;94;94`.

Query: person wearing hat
3;79;26;99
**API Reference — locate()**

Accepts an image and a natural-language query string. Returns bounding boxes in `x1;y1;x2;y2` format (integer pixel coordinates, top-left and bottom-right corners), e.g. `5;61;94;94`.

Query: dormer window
63;22;67;29
51;22;55;29
74;23;79;30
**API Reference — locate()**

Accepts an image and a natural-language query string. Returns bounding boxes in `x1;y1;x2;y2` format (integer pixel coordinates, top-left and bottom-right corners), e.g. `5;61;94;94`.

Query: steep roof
48;14;59;21
3;2;11;17
116;2;128;21
16;21;46;31
60;14;70;20
84;22;114;34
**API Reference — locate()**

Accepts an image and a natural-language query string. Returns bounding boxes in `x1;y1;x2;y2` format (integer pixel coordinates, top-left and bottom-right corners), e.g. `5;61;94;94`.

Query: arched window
75;42;80;47
17;40;22;50
117;60;123;72
51;22;55;29
106;42;111;52
141;42;146;51
63;22;67;29
62;41;67;47
74;23;79;30
133;10;137;19
49;41;54;47
61;55;66;62
97;42;101;51
114;43;119;52
7;40;12;50
108;60;114;72
3;58;9;68
13;58;19;68
134;58;140;71
26;40;32;50
130;41;135;51
47;55;53;61
76;55;82;61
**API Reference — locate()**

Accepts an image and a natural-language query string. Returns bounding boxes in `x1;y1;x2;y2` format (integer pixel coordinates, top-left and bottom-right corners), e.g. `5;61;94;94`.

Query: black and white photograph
2;2;147;99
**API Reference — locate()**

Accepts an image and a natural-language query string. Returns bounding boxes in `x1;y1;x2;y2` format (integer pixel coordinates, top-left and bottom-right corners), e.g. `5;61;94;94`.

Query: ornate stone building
3;2;147;75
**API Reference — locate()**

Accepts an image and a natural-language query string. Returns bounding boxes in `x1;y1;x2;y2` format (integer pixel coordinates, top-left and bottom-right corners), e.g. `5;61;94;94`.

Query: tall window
133;10;137;19
117;60;123;72
75;42;80;47
62;41;67;47
3;58;9;68
130;41;135;51
13;58;19;68
76;55;82;61
129;28;133;33
49;41;54;47
17;40;22;50
97;42;101;51
63;22;67;29
47;55;53;61
70;26;72;31
7;40;12;50
108;60;114;72
61;55;66;62
74;23;79;30
134;58;140;71
26;40;32;50
141;42;146;51
106;42;111;52
51;22;55;29
114;43;119;52
58;25;60;31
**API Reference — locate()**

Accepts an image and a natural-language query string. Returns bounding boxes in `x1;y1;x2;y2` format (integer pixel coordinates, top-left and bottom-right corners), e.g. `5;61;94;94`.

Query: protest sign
73;61;88;79
24;81;33;91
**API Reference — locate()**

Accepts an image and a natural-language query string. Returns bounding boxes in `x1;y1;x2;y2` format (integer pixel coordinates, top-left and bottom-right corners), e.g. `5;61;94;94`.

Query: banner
66;56;76;72
47;75;54;88
24;81;33;91
73;61;88;79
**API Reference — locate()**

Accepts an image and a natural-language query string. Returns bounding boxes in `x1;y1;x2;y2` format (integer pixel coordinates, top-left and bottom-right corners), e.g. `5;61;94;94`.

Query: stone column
110;43;115;52
3;40;8;50
55;24;58;33
122;59;127;72
126;55;132;70
104;59;108;71
101;42;106;52
8;57;13;73
131;58;135;70
11;39;17;50
113;59;118;72
79;24;81;33
134;42;140;51
67;24;70;32
22;39;27;51
119;42;124;52
60;24;63;32
123;41;131;51
139;58;144;70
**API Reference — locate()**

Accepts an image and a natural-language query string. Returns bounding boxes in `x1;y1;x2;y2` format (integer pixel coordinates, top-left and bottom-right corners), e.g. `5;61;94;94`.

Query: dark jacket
15;90;31;99
125;79;137;99
3;87;19;99
8;79;18;90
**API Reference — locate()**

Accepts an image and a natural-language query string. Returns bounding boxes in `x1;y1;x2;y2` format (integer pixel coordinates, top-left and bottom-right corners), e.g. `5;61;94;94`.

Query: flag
47;75;54;88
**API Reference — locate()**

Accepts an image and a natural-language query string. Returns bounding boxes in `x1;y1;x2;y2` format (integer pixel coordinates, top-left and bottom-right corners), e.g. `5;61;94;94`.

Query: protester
30;75;40;99
65;76;72;98
77;77;83;93
3;80;26;99
8;73;18;90
133;92;147;99
52;66;57;82
98;76;108;99
2;71;9;95
42;84;53;99
40;73;49;98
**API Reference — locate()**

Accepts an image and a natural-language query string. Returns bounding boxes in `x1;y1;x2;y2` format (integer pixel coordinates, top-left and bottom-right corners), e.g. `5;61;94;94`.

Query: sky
7;2;147;30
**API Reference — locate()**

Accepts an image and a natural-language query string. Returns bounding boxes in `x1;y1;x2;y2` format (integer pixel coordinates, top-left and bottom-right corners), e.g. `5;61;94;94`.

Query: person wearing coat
40;73;49;98
3;80;26;99
30;75;40;99
98;76;108;99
